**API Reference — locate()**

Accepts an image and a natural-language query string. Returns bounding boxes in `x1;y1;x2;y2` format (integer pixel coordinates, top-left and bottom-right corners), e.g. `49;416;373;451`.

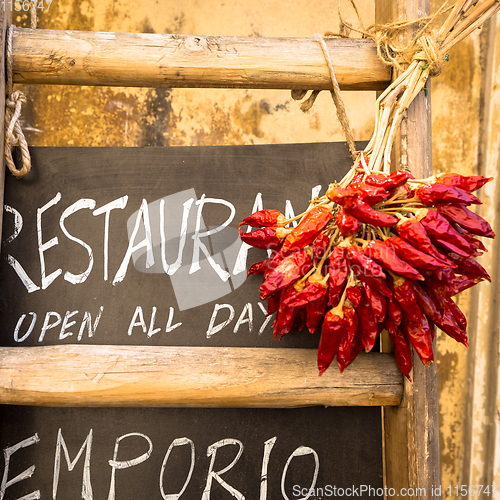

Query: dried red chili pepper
247;259;269;278
387;297;404;326
239;226;285;251
263;248;293;280
272;286;304;340
454;226;487;254
444;296;467;331
401;315;434;366
318;304;346;375
260;248;312;300
423;273;448;310
416;183;482;206
336;208;360;237
384;316;412;380
347;182;389;205
436;203;495;238
348;245;385;278
452;275;482;295
384;236;448;271
306;291;329;334
312;233;330;261
327;183;388;206
365;170;413;191
352;287;379;352
396;217;455;266
346;284;363;307
348;245;392;298
441;267;459;295
391;276;423;324
337;304;359;372
433;309;469;347
412;283;441;322
436;173;493;192
326;185;356;205
417;208;479;258
345;199;398;227
284;275;328;308
445;251;491;282
364;283;387;322
282;206;332;252
266;293;281;316
240;209;286;228
328;245;350;306
364;240;424;281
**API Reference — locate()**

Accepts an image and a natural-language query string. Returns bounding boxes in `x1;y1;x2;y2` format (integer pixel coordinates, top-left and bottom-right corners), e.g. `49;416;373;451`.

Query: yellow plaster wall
17;0;376;148
11;0;498;492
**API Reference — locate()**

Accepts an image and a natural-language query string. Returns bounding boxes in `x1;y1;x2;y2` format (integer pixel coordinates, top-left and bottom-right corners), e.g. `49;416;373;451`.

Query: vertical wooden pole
0;7;11;241
376;1;441;498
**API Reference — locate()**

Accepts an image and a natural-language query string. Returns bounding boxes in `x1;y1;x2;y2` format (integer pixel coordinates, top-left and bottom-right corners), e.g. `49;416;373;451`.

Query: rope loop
3;1;37;179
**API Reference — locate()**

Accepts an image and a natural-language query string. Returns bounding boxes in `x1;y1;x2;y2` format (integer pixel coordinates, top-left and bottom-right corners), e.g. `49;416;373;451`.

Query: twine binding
293;0;455;162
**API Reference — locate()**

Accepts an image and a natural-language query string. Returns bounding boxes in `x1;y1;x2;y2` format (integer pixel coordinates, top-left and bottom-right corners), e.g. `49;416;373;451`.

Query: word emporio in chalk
1;432;321;500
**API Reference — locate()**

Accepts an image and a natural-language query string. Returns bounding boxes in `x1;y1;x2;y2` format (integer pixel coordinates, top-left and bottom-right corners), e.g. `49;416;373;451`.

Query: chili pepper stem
375;227;388;240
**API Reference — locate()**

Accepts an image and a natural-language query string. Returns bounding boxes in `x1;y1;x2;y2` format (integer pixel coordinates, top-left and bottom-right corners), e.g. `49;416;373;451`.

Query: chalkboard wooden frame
0;1;441;497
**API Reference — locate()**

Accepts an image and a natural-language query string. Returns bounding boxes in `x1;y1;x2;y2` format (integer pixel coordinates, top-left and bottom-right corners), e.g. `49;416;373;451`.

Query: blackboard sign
0;406;383;499
1;144;383;499
0;144;358;348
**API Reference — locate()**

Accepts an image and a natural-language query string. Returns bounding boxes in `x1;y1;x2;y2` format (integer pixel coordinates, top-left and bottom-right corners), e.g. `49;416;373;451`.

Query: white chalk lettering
159;438;195;500
232;193;263;275
113;199;154;285
37;192;62;290
160;198;194;276
93;196;128;282
190;195;233;282
1;434;40;500
202;439;244;500
284;200;297;228
233;303;253;333
311;185;322;200
59;310;79;340
60;199;96;285
14;313;37;343
281;446;319;500
165;307;182;333
78;307;104;341
147;307;161;338
257;302;274;335
206;304;235;338
39;311;62;342
128;306;147;336
4;205;40;293
107;433;153;500
259;437;276;500
53;428;93;500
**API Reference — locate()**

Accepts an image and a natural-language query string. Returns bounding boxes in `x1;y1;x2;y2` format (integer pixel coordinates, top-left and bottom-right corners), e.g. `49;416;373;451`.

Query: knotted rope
4;1;37;178
293;0;453;161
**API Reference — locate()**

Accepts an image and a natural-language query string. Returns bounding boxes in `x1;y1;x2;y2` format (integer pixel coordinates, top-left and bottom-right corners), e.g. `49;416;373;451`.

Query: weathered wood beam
0;346;403;407
11;28;391;90
377;1;441;499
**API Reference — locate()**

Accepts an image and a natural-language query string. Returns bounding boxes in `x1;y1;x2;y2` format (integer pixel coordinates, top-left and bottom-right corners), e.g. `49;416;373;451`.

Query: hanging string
293;0;454;162
4;2;37;178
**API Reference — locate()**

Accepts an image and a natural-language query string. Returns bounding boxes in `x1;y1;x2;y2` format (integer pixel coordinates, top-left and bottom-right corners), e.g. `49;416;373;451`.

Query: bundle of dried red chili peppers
240;165;494;378
239;1;500;378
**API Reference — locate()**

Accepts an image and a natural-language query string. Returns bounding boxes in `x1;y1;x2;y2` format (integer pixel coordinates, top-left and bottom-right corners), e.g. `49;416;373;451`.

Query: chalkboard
0;406;383;499
0;143;384;499
0;144;361;348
